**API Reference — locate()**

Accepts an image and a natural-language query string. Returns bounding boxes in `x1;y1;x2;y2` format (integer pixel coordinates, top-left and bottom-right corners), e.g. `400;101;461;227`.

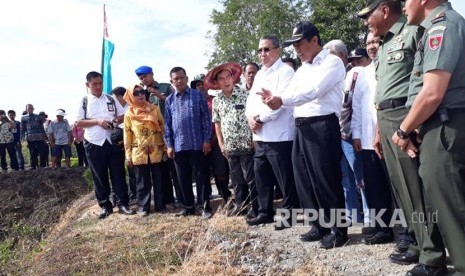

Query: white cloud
0;0;221;122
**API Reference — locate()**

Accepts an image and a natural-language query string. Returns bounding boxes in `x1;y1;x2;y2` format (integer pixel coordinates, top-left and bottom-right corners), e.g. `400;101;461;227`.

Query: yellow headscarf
123;84;162;132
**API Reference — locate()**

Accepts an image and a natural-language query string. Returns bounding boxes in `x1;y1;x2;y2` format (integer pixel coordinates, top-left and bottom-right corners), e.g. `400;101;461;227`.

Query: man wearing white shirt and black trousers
245;35;299;229
351;32;394;245
261;22;348;249
76;71;135;219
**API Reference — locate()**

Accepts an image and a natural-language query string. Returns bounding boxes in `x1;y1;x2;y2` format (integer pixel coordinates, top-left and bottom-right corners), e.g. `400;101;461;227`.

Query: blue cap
135;66;153;76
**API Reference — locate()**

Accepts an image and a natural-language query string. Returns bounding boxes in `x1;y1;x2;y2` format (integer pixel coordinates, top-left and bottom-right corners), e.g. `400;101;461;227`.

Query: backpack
82;95;123;145
82;94;117;121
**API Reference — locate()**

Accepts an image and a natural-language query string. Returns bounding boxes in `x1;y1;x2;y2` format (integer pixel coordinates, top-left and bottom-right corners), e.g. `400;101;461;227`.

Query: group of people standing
78;0;463;275
0;105;88;172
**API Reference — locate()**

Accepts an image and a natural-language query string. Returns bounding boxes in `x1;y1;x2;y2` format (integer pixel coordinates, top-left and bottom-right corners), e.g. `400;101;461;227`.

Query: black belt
375;97;407;111
295;113;335;126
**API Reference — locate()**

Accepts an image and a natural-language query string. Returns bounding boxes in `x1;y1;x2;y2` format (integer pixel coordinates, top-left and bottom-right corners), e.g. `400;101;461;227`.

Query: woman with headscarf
123;84;166;216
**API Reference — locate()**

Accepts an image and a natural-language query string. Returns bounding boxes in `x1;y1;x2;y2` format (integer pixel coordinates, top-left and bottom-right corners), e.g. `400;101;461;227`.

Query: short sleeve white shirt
76;93;124;146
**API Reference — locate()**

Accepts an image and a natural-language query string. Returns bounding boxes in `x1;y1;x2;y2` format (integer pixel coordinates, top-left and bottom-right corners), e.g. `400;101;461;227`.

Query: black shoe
138;211;149;217
389;251;419;265
299;228;328;242
175;208;195;217
245;209;257;220
99;207;113;219
118;205;135;215
246;213;274;226
395;238;411;253
362;230;394;245
274;216;292;231
405;264;448;276
319;233;349;249
154;208;168;214
361;226;377;236
202;209;213;219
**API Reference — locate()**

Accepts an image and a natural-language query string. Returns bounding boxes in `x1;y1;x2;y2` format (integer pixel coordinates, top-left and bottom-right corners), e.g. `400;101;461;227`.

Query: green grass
0;239;15;264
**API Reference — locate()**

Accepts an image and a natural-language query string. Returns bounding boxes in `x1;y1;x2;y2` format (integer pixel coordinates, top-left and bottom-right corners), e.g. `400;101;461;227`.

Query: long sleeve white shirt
281;49;345;118
351;62;377;150
245;59;295;142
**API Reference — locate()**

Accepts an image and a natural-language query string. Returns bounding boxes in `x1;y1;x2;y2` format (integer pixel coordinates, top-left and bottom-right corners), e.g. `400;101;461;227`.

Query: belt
375;97;407;111
295;113;335;126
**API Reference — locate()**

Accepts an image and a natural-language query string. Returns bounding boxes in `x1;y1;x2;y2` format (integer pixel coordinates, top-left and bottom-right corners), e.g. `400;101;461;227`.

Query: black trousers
27;140;48;169
160;158;180;204
254;141;299;216
0;142;18;171
74;141;88;167
127;165;137;199
84;140;129;209
228;153;258;213
134;162;163;212
292;114;347;235
173;150;208;210
204;142;230;201
361;149;393;232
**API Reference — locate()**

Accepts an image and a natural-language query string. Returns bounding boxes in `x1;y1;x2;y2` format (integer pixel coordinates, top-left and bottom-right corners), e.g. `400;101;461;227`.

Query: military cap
358;0;385;18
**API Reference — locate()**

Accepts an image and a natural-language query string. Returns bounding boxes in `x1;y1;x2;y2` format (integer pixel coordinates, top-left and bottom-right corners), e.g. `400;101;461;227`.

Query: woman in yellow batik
123;84;166;217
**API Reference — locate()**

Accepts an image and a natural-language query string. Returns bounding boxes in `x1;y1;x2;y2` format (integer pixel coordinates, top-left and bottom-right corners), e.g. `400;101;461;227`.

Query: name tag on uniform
107;102;115;112
387;42;404;53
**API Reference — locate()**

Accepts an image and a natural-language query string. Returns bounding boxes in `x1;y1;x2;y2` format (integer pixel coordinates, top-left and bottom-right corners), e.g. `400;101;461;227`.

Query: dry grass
2;169;344;276
19;199;251;275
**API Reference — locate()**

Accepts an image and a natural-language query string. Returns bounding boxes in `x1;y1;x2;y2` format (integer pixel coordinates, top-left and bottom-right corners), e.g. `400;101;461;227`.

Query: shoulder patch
428;34;443;51
428;26;446;35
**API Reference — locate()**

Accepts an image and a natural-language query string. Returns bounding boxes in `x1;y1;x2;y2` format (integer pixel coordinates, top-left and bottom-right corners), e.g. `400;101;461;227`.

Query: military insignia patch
428;34;443;50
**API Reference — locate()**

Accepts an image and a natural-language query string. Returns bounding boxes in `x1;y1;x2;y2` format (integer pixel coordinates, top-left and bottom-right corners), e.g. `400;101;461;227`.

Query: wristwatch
254;115;263;124
396;127;410;139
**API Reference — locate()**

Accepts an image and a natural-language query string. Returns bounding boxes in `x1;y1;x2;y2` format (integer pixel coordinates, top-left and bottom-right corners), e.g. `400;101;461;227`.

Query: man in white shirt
351;32;394;245
261;21;348;249
245;35;299;229
75;71;135;219
324;40;371;228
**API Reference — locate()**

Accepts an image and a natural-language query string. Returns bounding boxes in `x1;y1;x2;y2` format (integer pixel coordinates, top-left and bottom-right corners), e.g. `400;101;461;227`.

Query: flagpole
102;4;115;95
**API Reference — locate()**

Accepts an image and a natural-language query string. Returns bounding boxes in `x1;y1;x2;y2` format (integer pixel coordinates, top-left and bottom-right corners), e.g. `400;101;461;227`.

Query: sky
1;0;465;122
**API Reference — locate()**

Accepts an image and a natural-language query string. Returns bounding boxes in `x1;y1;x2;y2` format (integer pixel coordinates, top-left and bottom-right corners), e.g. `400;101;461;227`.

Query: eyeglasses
133;90;146;96
257;47;278;54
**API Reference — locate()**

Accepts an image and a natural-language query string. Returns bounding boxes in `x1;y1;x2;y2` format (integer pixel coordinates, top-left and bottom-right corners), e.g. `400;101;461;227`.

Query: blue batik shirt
164;87;211;152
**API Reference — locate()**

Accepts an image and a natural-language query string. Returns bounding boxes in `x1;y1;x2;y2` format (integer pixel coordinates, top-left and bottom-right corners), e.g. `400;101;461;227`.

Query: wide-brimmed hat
204;63;242;90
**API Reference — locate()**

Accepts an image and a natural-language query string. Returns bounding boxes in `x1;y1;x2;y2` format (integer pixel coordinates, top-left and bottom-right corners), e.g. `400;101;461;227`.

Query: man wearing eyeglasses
260;22;348;249
358;0;446;273
245;35;299;229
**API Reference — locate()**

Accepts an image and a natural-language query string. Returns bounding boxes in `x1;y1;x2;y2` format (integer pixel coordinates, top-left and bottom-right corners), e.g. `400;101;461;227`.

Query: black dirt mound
0;167;91;242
